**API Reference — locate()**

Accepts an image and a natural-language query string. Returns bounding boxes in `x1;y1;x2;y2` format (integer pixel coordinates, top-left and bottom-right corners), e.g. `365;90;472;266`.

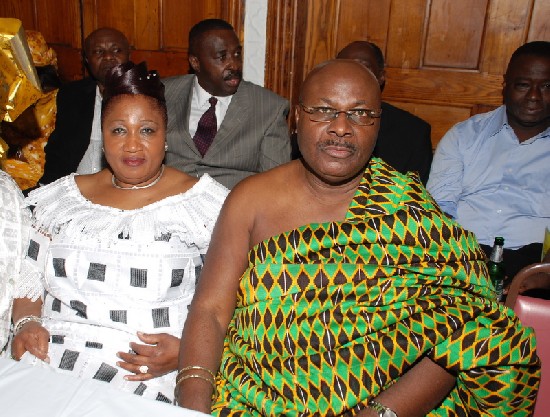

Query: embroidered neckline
26;174;228;244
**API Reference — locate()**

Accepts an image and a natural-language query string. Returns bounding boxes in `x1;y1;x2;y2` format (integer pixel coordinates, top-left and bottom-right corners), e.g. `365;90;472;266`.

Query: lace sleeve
12;228;48;301
13;257;44;301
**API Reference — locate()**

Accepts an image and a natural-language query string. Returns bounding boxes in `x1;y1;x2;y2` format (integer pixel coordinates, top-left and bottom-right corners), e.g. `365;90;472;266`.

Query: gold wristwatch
367;399;398;417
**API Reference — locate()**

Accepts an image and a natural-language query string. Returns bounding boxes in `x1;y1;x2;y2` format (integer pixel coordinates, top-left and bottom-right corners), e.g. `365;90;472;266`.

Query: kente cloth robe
212;158;540;417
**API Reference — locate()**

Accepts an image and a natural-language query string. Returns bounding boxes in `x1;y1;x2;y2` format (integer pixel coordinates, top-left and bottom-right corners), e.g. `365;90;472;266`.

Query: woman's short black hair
101;61;167;125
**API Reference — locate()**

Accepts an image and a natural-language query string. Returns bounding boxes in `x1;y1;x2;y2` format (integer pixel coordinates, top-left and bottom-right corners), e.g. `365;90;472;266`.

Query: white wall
242;0;268;86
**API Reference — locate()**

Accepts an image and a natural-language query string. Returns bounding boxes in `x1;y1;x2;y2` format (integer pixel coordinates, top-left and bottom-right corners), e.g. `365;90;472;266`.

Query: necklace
111;165;165;190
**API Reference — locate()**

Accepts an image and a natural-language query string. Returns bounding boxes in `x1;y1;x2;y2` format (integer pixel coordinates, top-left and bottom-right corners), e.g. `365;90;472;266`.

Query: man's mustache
223;70;242;80
319;139;357;152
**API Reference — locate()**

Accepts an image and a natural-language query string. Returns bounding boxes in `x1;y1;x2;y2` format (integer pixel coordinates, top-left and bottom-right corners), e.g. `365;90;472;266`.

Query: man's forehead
87;31;127;47
303;61;378;90
507;55;550;77
340;46;376;63
201;29;239;45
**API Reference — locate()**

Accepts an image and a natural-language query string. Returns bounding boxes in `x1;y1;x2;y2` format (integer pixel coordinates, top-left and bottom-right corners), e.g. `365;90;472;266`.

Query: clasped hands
11;323;180;381
117;331;180;381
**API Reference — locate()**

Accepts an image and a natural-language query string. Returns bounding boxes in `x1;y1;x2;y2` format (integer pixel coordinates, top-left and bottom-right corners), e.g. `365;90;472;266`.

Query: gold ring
139;365;149;374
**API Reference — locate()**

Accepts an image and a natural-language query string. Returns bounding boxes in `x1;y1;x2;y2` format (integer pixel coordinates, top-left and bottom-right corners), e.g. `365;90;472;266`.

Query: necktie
193;97;218;157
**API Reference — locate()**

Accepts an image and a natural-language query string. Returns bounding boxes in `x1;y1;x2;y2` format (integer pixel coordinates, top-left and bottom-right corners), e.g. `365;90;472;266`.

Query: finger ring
139;365;149;374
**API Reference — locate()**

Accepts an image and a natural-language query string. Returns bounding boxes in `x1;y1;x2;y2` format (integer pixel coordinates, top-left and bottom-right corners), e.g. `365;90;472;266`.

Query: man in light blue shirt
428;41;550;279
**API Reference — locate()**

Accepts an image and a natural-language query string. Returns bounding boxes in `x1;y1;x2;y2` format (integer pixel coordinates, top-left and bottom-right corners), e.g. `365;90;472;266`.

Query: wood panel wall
2;0;548;147
0;0;243;82
266;0;550;148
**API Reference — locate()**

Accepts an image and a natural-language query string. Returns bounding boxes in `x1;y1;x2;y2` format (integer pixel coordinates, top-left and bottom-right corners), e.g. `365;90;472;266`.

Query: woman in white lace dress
11;62;228;403
0;171;36;352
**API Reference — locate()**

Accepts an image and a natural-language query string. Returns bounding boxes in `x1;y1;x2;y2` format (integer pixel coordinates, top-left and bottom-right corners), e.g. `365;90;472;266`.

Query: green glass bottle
488;237;505;301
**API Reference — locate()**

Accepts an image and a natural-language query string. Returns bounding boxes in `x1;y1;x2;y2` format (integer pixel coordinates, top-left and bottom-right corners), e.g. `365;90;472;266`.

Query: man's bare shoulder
231;160;301;198
220;161;301;222
221;161;304;246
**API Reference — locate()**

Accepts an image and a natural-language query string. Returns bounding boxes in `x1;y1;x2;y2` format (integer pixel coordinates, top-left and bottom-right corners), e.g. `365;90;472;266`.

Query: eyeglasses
299;103;382;126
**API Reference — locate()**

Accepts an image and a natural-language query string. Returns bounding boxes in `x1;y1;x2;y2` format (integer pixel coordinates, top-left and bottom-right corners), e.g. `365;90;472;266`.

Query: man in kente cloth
176;60;540;416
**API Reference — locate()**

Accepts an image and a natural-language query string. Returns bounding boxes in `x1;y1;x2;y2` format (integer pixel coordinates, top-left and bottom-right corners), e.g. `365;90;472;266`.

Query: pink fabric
515;295;550;417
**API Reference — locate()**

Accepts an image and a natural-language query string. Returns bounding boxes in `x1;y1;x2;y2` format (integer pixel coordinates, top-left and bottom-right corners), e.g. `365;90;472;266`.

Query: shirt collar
490;105;550;144
192;76;233;109
95;85;102;103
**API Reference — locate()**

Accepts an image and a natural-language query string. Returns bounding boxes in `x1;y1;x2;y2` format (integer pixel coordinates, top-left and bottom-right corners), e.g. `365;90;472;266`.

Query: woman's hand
11;322;50;361
117;332;180;381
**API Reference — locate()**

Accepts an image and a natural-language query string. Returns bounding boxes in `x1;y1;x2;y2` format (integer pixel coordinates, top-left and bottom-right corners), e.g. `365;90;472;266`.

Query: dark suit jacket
40;77;96;184
375;102;433;185
163;75;291;189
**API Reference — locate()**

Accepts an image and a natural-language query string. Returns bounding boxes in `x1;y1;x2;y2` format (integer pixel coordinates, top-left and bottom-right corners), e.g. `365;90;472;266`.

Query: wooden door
266;0;550;148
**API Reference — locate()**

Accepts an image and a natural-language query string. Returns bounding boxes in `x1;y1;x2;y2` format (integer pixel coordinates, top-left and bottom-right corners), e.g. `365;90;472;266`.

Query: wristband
367;399;398;417
13;315;42;334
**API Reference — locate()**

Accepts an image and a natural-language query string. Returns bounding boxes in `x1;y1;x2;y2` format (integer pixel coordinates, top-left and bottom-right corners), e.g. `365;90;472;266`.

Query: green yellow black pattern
212;158;540;416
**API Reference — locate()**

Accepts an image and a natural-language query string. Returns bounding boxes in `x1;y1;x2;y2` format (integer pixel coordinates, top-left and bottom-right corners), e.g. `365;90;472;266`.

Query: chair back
506;263;550;417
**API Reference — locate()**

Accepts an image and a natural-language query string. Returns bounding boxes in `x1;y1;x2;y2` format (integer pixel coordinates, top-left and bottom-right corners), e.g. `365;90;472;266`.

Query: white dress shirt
76;86;104;174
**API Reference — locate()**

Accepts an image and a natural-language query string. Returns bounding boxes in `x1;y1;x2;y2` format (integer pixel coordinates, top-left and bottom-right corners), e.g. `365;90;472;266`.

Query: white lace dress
0;171;39;352
22;173;228;402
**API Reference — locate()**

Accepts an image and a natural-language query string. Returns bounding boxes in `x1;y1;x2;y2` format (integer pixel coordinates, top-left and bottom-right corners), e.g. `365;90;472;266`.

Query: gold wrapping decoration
1;89;57;190
0;20;58;190
34;89;57;137
0;18;42;122
26;30;57;68
0;136;8;163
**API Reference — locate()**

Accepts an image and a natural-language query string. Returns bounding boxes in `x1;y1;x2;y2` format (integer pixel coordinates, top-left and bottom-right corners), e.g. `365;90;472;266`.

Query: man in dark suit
39;28;130;184
337;41;433;184
163;19;291;189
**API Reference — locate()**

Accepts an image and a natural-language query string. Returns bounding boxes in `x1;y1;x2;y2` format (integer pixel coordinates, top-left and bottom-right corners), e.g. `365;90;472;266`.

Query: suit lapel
179;79;200;156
